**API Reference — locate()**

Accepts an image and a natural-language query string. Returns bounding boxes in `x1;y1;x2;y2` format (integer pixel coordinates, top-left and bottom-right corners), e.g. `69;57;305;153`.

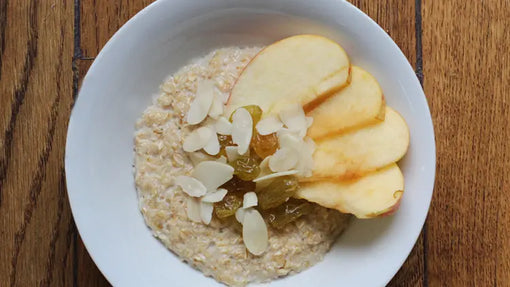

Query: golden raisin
214;194;243;218
257;176;299;210
231;155;260;181
264;199;312;229
220;176;256;194
252;132;279;158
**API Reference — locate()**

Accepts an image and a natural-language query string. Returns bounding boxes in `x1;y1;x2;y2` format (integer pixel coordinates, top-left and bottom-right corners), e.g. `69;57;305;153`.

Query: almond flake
256;116;283;135
225;146;239;162
304;136;316;151
201;188;228;203
269;147;299;172
242;209;268;256
215;117;232;135
216;155;227;164
203;128;220;155
257;156;272;177
296;137;315;177
187;151;215;166
186;197;202;222
254;157;273;190
306;116;314;128
200;201;214;224
243;192;258;208
183;126;213;152
192;161;234;191
231;108;253;155
278;133;302;150
175;175;207;197
187;80;215;125
208;93;224;119
279;104;307;138
253;170;299;182
235;208;246;223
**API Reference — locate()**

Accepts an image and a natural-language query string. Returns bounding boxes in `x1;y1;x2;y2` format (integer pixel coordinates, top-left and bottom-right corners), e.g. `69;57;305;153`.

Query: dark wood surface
1;0;509;286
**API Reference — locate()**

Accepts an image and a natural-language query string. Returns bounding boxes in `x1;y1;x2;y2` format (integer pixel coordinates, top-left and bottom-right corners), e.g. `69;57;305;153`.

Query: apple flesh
307;66;385;139
304;107;409;181
226;35;350;116
295;163;404;218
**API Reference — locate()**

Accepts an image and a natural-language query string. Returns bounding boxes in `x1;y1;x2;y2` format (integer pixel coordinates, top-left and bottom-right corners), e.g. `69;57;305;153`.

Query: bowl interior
66;0;435;286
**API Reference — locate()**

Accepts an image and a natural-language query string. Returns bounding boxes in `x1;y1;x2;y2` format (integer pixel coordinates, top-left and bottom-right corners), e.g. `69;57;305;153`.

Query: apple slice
295;163;404;218
305;107;409;181
307;66;385;139
226;35;350;116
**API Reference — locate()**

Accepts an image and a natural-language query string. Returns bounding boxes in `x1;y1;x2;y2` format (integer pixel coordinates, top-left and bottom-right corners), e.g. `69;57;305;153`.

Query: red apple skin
378;196;402;217
365;190;403;218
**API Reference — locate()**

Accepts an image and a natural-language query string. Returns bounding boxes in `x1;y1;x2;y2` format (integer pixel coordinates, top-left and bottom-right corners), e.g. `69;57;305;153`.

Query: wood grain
80;0;155;58
422;0;510;286
0;0;75;286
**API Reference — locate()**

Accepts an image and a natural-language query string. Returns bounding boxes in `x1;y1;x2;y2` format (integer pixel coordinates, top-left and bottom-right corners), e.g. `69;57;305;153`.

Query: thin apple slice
226;35;350;116
305;107;409;181
307;66;384;139
295;163;404;218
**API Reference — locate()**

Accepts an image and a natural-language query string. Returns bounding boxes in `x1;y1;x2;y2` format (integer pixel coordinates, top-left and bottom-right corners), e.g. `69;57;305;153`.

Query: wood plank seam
415;1;428;286
0;0;7;80
73;0;81;285
74;0;82;60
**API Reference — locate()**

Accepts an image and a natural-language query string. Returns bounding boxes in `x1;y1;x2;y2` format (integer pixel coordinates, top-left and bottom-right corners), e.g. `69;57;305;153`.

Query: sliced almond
215;117;233;135
254;157;274;190
200;201;214;224
253;170;299;182
242;208;268;256
235;207;246;223
203;129;220;155
216;155;227;164
306;116;314;128
187;80;215;125
175;175;207;197
225;146;239;162
279;104;307;138
296;137;315;177
192;161;234;191
277;133;314;177
183;126;213;152
201;188;228;203
269;147;299;172
208;93;224;119
231;108;253;155
278;132;302;150
243;192;258;208
187;151;215;166
186;197;202;222
256;116;283;135
257;156;272;177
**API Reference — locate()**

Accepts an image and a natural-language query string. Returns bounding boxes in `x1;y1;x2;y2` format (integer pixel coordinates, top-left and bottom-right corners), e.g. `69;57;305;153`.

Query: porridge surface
134;47;351;286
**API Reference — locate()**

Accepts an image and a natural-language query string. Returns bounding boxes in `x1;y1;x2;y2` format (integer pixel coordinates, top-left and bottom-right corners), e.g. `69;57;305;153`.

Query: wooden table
1;0;509;286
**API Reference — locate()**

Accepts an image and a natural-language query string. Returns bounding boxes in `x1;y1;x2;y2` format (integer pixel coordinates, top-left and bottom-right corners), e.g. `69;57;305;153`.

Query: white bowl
65;0;435;286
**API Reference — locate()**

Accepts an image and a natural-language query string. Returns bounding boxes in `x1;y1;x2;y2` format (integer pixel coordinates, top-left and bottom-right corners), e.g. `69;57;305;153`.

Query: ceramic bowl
65;0;435;286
